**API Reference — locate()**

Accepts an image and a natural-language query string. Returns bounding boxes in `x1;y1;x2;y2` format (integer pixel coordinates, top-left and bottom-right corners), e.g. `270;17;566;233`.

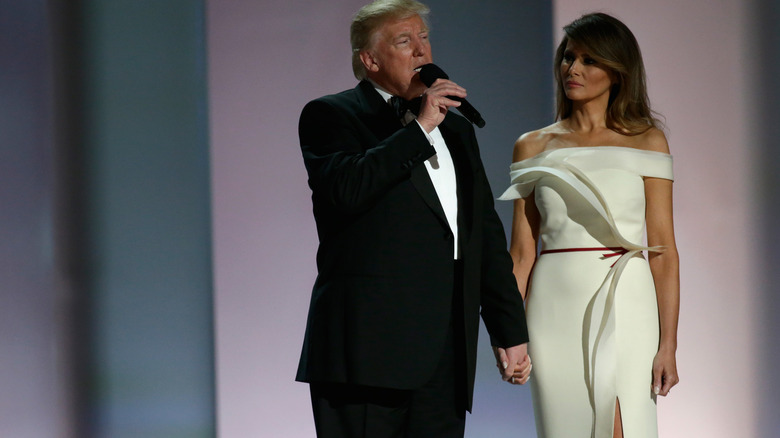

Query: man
296;1;530;436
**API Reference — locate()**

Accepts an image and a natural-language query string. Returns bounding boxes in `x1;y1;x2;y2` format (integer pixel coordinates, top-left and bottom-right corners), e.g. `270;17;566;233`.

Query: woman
499;13;680;438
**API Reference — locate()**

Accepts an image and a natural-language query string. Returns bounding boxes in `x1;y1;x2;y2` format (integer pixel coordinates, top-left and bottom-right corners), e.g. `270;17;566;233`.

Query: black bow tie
390;96;422;119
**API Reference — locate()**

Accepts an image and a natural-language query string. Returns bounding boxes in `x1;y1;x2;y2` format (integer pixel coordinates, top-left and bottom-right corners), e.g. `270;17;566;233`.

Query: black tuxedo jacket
296;80;528;409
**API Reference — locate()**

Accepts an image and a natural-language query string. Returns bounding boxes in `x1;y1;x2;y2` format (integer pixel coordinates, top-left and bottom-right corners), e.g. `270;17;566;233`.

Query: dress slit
613;397;623;438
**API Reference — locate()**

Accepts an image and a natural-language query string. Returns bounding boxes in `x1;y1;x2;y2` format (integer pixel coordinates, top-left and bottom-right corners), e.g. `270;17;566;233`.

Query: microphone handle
449;96;486;128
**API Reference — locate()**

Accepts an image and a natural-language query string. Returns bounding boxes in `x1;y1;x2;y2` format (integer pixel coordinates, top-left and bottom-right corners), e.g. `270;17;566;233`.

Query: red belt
540;247;629;267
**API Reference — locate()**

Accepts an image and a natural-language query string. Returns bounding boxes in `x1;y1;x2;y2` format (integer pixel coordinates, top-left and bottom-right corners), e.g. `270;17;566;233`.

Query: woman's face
559;40;615;104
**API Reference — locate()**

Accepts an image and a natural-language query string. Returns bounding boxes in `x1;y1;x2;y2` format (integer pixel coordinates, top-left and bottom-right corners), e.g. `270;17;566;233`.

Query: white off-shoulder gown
499;147;673;438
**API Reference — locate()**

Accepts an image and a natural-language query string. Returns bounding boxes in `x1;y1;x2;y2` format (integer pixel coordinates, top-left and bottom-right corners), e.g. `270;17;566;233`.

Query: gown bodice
499;146;673;250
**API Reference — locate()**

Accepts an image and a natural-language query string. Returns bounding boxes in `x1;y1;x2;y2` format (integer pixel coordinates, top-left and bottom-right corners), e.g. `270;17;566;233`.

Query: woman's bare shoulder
513;123;565;161
635;127;670;153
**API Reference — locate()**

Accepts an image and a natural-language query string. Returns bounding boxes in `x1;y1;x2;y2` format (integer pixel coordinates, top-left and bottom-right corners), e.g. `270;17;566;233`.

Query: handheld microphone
419;63;486;128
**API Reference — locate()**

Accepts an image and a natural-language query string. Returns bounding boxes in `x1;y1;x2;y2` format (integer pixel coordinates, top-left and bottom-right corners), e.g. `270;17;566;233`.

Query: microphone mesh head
419;63;448;87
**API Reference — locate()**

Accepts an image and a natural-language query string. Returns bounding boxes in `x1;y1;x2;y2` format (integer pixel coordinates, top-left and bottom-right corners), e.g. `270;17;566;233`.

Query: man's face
362;14;432;100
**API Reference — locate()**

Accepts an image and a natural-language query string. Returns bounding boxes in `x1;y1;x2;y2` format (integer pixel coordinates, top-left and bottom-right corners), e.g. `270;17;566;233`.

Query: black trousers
309;262;467;438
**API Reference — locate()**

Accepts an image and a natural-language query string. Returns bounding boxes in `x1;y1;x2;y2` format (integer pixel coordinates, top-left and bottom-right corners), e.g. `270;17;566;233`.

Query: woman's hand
651;346;679;396
493;346;532;385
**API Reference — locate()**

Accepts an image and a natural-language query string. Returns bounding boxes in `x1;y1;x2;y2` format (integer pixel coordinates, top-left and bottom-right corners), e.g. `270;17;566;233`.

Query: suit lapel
409;164;448;229
356;80;404;141
356;80;450;230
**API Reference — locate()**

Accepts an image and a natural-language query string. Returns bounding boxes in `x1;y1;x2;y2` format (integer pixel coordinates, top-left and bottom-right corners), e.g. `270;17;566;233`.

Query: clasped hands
493;343;532;385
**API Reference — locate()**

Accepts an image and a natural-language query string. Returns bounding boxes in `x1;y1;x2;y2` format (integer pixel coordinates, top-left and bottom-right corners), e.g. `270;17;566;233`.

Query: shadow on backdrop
51;1;216;437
